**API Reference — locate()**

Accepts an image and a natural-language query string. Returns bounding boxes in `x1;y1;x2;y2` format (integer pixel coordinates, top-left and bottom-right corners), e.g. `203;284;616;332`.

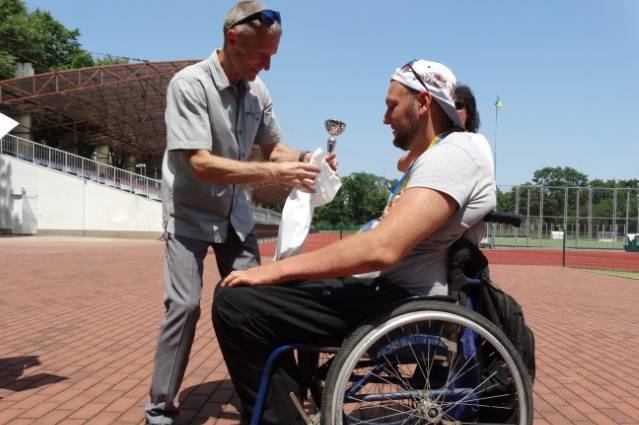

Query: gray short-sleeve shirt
161;50;282;242
379;132;496;295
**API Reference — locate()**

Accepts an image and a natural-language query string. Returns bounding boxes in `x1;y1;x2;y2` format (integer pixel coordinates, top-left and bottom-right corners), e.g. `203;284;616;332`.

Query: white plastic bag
274;148;341;261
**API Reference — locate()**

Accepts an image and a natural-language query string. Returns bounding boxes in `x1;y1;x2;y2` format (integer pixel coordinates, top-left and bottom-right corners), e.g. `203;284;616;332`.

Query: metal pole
538;185;544;245
515;186;520;242
588;186;592;239
576;188;580;248
562;226;567;267
494;104;498;183
526;187;531;242
564;187;568;245
612;188;617;242
625;189;630;237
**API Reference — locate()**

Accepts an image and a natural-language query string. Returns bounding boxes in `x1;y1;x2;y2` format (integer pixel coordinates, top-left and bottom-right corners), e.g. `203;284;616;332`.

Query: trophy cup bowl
325;119;346;153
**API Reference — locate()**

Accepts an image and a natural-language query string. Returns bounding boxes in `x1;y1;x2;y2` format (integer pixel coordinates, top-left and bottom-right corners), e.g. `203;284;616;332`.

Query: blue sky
25;0;639;186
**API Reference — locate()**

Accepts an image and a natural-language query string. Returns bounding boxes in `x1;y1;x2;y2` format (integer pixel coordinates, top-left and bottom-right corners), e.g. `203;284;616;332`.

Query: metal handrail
0;133;282;225
0;133;161;200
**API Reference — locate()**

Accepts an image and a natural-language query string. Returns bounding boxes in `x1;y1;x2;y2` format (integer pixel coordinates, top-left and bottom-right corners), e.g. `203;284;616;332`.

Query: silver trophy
325;119;346;153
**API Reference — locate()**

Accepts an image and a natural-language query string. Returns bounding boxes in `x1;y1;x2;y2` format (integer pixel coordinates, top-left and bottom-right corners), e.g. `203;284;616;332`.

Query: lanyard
387;131;451;204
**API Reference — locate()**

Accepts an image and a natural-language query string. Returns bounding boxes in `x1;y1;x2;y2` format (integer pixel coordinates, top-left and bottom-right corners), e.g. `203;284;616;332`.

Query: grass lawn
492;237;624;250
586;270;639;280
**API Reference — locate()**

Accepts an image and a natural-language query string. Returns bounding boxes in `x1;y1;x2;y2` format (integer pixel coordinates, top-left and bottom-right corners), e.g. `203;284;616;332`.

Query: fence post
562;226;566;267
514;186;520;242
625;189;630;237
588;186;592;239
612;188;618;242
526;187;531;243
564;187;568;244
538;185;544;245
575;188;580;248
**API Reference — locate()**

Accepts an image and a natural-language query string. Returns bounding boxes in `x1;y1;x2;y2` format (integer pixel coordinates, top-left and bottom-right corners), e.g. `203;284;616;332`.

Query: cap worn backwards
391;60;464;128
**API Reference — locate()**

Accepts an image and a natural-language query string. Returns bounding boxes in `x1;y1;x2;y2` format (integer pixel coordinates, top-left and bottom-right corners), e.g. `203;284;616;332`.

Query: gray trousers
145;231;260;425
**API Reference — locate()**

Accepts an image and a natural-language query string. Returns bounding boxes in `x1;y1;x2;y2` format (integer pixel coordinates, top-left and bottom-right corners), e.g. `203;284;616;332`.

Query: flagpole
494;103;498;183
493;95;502;184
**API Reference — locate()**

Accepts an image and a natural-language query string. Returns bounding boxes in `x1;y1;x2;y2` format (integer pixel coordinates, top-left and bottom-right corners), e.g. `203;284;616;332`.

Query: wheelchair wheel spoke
322;301;532;425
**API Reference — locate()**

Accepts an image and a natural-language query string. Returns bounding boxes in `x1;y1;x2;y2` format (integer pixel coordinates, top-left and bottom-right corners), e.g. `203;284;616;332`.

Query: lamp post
135;163;146;176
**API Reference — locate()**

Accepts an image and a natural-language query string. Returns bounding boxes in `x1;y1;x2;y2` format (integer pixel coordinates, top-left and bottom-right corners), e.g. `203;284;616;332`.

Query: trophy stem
327;137;337;153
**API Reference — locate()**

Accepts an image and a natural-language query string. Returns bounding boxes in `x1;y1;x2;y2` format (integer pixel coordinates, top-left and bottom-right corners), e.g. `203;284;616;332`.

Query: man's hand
325;153;338;173
221;263;282;287
275;161;320;192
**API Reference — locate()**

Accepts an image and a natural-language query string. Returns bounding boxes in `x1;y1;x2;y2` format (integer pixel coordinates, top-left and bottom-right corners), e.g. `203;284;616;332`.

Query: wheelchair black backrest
448;211;521;293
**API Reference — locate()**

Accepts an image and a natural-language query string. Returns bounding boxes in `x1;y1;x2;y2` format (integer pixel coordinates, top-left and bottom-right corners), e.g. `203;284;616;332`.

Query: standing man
145;2;324;424
213;59;496;424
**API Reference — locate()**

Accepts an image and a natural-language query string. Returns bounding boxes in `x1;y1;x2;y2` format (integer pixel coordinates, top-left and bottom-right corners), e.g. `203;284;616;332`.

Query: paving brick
1;238;639;425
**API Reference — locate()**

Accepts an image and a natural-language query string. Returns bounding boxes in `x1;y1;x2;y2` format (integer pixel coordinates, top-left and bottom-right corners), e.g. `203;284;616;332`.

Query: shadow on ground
176;379;240;424
0;356;67;398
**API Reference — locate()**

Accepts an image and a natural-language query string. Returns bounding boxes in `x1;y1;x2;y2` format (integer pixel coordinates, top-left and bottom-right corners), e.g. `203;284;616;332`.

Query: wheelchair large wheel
321;300;532;424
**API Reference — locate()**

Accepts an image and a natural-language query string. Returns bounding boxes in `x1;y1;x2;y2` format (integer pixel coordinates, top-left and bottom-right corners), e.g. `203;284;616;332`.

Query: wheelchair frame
249;212;531;424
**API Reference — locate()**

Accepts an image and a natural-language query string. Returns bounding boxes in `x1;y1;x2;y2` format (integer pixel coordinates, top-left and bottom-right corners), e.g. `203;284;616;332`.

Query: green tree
0;0;94;79
530;166;588;188
496;187;514;212
94;55;129;66
524;167;589;220
314;172;392;227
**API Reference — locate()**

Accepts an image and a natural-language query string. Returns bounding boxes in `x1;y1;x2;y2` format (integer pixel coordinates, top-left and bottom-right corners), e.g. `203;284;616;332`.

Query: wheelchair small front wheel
320;300;532;424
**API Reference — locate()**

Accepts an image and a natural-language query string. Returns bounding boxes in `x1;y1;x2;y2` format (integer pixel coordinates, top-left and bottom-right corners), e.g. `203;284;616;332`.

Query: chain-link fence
489;185;639;250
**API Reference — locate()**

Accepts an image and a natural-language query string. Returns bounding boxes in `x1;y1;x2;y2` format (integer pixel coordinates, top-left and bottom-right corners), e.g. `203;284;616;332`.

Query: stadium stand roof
0;61;197;155
0;61;292;203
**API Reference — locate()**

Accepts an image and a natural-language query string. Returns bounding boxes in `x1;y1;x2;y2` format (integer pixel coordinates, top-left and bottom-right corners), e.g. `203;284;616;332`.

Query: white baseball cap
391;59;463;128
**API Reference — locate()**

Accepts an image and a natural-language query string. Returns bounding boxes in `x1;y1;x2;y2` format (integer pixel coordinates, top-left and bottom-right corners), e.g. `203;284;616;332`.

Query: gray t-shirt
161;50;282;242
379;132;496;295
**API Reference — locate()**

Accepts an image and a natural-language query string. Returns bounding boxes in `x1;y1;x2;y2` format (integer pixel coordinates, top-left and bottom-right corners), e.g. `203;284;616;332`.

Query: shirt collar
208;49;250;93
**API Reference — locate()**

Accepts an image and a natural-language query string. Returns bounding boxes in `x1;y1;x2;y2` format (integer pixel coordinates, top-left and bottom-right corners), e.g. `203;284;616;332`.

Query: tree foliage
529;166;588;188
0;0;101;79
314;172;393;227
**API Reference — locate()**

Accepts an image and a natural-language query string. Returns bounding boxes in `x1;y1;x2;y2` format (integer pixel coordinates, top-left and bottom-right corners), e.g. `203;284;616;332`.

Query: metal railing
0;133;282;225
1;134;161;200
252;204;281;226
488;184;639;250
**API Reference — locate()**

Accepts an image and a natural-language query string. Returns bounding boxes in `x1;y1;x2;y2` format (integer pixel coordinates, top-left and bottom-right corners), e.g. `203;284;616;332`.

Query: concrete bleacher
0;134;281;238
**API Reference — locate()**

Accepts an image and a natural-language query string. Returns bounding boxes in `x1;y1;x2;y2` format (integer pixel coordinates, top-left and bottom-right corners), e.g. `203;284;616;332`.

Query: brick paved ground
1;235;638;424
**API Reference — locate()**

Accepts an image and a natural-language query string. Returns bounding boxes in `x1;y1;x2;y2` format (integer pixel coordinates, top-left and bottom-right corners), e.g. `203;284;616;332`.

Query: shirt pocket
241;106;262;158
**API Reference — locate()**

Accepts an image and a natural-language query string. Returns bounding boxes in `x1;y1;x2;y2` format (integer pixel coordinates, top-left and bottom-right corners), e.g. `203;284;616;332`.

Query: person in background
397;83;494;173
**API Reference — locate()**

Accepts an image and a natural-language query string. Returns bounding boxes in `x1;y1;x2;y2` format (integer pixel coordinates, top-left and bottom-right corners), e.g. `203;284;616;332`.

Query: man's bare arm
260;142;309;163
188;149;319;186
221;186;457;287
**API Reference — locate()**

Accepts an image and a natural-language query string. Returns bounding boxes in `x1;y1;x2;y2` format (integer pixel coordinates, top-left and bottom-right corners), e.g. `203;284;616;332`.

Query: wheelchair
251;212;533;425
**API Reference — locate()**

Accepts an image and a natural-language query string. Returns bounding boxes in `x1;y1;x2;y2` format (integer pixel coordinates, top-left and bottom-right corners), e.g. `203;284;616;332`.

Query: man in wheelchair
213;60;497;424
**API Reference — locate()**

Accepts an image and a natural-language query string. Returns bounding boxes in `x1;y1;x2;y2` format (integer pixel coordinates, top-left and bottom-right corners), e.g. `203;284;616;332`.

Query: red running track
260;233;639;272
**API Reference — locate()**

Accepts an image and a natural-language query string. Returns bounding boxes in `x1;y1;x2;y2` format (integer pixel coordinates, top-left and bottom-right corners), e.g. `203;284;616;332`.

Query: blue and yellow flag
495;95;504;109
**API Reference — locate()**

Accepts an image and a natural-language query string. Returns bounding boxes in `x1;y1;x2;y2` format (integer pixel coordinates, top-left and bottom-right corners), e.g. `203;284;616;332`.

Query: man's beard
392;124;418;151
392;108;419;150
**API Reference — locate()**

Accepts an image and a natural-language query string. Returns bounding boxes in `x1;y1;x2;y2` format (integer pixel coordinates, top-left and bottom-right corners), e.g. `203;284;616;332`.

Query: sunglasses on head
230;9;281;29
400;59;428;92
